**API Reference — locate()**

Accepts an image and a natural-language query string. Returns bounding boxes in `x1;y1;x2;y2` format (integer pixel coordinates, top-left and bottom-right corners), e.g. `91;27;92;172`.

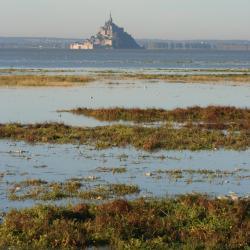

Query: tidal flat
1;140;250;210
0;68;250;87
0;66;249;249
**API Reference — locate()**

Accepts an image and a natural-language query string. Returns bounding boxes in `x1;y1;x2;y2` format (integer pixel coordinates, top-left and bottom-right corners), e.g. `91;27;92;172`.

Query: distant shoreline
0;71;250;87
0;37;250;50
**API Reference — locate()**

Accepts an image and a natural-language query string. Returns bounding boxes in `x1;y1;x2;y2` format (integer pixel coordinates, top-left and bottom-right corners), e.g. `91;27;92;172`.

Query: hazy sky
1;0;250;40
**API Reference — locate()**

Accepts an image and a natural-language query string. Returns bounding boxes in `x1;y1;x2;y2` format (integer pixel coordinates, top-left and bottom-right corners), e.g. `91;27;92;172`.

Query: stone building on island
70;14;141;50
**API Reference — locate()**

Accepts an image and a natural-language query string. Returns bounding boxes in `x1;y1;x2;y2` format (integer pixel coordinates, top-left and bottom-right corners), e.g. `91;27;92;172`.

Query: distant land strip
107;73;250;83
0;75;94;87
0;73;250;87
1;37;250;50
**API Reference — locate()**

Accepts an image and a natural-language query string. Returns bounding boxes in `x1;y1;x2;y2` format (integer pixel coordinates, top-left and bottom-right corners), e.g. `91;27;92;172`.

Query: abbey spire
109;12;113;23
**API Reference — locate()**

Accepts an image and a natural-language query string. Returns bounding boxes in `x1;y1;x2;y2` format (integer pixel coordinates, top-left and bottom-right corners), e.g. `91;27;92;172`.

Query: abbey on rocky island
70;14;141;50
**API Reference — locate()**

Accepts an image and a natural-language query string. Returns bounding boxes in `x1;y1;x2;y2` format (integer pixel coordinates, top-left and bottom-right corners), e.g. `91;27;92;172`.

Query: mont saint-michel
70;14;141;50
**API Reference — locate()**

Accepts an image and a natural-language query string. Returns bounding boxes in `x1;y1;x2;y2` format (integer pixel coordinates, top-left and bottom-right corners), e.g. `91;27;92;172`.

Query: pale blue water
0;140;249;210
0;81;249;126
0;49;250;210
0;49;250;69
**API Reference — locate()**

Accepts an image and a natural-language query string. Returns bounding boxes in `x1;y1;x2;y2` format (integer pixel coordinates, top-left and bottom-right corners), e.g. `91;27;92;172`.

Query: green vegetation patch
152;168;250;183
8;179;140;201
0;194;249;249
1;71;250;88
0;122;249;151
95;167;127;174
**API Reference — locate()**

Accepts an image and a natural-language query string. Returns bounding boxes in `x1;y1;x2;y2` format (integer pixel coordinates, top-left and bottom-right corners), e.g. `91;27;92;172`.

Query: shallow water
1;49;250;69
0;81;249;127
0;49;250;212
0;140;249;210
1;67;249;77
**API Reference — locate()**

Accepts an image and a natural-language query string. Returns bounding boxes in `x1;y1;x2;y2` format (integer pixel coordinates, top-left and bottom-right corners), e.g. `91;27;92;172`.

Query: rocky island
70;14;141;50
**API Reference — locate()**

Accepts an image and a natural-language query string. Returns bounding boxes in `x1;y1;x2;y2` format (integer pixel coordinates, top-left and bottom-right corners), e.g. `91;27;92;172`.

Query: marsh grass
63;106;250;126
0;75;94;87
0;122;249;151
0;194;249;249
1;71;250;88
154;168;250;183
120;73;250;83
94;71;250;84
8;180;82;201
95;167;127;174
8;179;140;201
15;179;48;187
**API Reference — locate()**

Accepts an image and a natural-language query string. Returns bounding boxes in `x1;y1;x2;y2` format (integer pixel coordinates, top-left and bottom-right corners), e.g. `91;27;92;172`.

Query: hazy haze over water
0;0;250;39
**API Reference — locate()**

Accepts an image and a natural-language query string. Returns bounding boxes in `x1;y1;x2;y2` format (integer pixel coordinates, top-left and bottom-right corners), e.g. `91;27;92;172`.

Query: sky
0;0;250;40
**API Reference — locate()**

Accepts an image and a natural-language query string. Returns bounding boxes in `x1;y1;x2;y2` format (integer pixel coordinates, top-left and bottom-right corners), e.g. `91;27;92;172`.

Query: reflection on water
0;81;249;127
0;140;249;210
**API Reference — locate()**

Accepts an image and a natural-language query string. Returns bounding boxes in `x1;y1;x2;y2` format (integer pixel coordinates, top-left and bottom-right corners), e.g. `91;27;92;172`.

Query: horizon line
0;36;250;42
